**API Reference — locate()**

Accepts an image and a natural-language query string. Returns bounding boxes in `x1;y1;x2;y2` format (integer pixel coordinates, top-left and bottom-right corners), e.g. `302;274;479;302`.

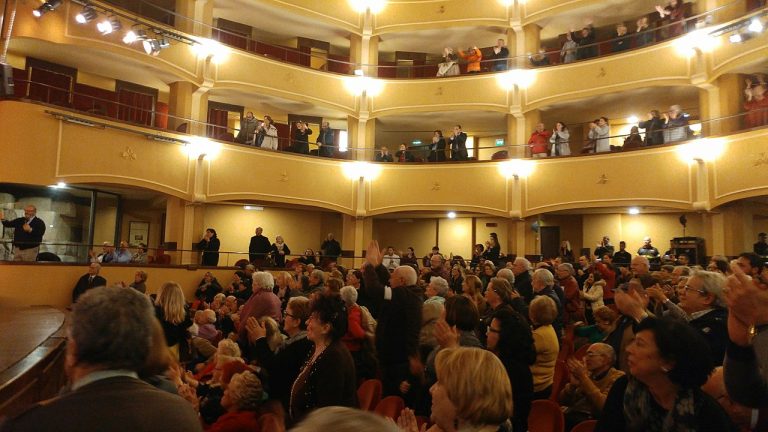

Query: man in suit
449;124;468;161
71;262;107;303
248;227;271;267
1;286;202;432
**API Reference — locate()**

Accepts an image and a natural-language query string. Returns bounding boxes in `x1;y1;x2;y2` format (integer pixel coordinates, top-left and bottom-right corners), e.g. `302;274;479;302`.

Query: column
164;197;205;265
696;0;747;25
697;73;742;137
348;115;375;161
168;81;210;136
349;34;379;76
510;24;541;68
342;214;372;268
175;0;214;37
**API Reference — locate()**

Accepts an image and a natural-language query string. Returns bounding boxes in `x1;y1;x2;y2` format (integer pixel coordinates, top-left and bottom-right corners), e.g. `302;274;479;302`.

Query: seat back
528;399;565;432
571;419;597;432
256;413;285;432
357;379;382;411
374;395;405;420
549;359;569;402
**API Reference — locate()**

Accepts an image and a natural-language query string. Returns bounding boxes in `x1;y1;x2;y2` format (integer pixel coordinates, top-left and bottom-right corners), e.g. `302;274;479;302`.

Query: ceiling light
496;69;537;90
627;115;639;124
748;18;763;33
243;205;264;211
349;0;386;13
32;0;62;17
729;33;743;43
97;17;122;35
628;207;640;215
447;212;457;219
75;6;97;23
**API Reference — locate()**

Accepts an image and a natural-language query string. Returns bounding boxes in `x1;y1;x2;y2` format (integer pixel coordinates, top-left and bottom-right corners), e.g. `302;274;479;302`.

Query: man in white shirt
382;246;400;271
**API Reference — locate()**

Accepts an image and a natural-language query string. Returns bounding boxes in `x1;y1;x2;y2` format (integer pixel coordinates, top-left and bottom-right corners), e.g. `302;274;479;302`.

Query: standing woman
550;122;571;156
559;240;575;263
155;281;193;361
290;295;357;422
271;235;291;268
484;233;501;265
428;130;447;162
198;228;221;267
258;115;279;150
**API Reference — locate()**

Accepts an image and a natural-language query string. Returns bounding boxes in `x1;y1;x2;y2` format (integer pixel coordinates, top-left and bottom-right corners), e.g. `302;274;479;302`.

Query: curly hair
310;294;348;342
227;371;264;411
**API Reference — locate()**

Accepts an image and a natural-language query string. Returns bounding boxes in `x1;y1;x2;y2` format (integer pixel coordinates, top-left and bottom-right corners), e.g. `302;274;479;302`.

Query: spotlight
729;33;743;43
447;211;457;219
628;207;640;215
748;18;763;33
97;17;122;35
32;0;62;17
75;6;97;24
143;38;169;56
123;29;147;44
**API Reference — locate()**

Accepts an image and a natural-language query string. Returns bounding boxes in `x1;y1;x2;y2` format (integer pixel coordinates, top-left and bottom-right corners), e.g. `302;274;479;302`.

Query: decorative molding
597;174;608;184
754;152;768;167
431;182;441;191
280;170;289;182
120;146;137;161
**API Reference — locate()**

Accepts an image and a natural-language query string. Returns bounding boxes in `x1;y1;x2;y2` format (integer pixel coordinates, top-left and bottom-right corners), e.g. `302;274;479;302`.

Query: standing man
0;286;203;432
235;111;258;145
72;262;107;303
316;121;335;158
612;241;632;266
1;205;45;261
637;236;660;268
248;227;271;267
755;232;768;256
320;233;342;266
448;125;468;161
527;123;552;158
490;38;509;71
594;236;614;260
382;246;400;271
291;121;312;155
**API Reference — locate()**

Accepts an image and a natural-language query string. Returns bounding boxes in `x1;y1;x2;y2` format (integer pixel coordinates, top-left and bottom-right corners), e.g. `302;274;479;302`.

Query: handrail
96;0;763;77
4;80;767;160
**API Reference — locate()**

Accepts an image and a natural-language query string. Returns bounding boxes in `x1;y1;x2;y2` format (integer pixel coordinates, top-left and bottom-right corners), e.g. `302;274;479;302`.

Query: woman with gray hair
340;285;372;382
426;276;450;305
207;370;266;431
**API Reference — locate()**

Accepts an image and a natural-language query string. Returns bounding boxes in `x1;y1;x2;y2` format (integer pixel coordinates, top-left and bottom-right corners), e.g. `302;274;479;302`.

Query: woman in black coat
270;235;291;268
198;228;221;266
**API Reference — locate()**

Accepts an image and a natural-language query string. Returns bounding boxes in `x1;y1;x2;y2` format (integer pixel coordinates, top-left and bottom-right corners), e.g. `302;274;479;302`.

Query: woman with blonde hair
274;271;296;309
270;234;291;268
422;347;513;431
155;281;192;360
529;295;560;400
462;274;487;313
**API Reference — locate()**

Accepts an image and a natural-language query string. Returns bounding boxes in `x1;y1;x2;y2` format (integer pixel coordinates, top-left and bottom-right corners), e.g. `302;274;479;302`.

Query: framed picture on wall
128;221;149;245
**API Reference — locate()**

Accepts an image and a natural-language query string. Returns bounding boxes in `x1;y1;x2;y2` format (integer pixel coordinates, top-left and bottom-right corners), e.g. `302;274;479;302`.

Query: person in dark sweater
248;227;271;265
361;240;423;396
0;205;46;261
245;296;313;412
677;270;729;366
320;233;342;263
197;228;220;266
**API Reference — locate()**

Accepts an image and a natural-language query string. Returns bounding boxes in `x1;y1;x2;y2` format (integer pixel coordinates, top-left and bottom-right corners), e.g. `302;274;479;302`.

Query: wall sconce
675;138;725;163
675;29;720;56
344;74;384;97
190;38;229;64
349;0;386;13
184;136;221;160
498;159;535;179
342;161;382;180
496;69;537;91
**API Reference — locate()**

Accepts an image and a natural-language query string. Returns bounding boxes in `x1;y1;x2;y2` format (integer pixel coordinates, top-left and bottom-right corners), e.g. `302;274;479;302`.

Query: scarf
623;376;700;432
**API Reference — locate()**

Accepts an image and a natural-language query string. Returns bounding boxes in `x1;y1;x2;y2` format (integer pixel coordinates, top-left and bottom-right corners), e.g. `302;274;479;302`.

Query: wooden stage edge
0;307;68;418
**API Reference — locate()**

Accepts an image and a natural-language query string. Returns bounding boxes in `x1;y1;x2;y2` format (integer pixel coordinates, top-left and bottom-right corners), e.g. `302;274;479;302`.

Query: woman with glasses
290;295;356;423
245;296;312;412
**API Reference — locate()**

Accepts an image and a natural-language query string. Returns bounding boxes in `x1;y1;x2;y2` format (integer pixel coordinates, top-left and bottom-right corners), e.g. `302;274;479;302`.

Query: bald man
0;205;46;261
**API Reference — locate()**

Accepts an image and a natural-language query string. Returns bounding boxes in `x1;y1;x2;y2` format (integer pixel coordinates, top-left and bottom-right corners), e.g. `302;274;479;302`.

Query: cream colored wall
476;217;509;255
477;136;506;161
93;201;117;245
372;218;437;258
438;218;473;258
201;205;343;266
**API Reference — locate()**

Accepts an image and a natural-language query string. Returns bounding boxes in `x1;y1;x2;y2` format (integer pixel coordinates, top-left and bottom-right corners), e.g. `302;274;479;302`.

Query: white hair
429;276;449;297
533;268;554;287
496;268;515;285
396;265;418;286
514;257;532;271
252;272;275;291
340;285;358;306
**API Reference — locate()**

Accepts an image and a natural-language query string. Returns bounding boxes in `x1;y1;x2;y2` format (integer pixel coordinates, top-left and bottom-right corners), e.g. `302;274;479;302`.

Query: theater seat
528;399;565;432
357;379;382;411
571;419;597;432
36;252;61;262
374;395;404;420
549;360;569;402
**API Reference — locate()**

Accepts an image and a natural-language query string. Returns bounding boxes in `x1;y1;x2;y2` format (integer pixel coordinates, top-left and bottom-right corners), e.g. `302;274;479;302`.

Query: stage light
748;18;763;33
123;29;147;44
75;6;97;24
32;0;62;17
97;16;122;35
143;38;169;56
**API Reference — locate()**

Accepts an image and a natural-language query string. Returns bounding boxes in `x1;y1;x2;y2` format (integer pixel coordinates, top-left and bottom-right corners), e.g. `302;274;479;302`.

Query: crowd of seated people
21;224;764;432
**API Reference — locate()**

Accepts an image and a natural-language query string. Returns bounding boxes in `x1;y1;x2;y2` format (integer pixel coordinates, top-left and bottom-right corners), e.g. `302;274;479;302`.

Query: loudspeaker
0;63;14;97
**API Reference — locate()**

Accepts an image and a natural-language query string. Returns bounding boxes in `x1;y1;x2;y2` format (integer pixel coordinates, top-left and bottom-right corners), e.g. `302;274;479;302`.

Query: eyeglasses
283;311;296;319
683;285;707;295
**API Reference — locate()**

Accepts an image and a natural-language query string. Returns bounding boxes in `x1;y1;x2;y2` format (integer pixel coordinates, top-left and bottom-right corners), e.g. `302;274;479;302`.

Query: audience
529;295;561;400
71;262;107;303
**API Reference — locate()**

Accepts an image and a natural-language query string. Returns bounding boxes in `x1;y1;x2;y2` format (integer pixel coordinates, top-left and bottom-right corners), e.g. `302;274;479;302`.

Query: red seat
374;395;405;420
528;399;565;432
549;360;569;402
571;419;597;432
256;413;285;432
357;379;382;411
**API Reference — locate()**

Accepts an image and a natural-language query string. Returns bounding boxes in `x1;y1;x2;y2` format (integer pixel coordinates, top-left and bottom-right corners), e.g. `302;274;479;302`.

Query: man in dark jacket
72;262;107;303
235;111;258;144
320;233;342;263
361;240;423;396
316;121;335;158
248;227;271;266
448;125;468;161
1;205;46;261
